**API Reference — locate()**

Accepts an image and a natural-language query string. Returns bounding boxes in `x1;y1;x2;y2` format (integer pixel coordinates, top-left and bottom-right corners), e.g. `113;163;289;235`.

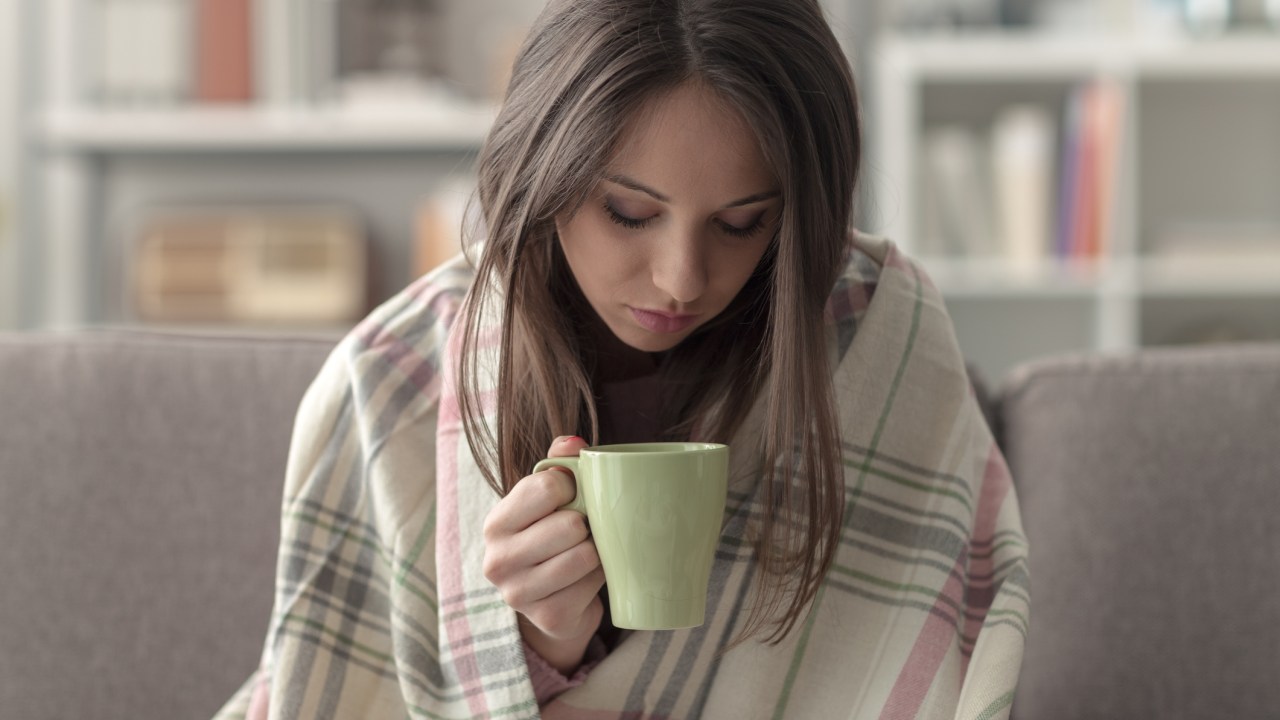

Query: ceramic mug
533;442;729;630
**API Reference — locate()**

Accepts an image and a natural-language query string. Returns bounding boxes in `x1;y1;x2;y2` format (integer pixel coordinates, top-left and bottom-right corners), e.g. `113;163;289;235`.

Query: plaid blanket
215;233;1029;719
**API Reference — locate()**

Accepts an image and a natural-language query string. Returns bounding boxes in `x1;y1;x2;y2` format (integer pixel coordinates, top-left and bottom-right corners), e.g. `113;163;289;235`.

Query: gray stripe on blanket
314;470;385;720
279;387;360;718
842;440;975;498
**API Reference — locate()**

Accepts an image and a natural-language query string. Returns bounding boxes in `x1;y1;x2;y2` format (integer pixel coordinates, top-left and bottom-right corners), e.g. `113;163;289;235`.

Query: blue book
1055;84;1085;261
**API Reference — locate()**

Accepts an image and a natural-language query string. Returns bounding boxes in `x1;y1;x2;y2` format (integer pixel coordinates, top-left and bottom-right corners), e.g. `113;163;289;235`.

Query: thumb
547;435;589;458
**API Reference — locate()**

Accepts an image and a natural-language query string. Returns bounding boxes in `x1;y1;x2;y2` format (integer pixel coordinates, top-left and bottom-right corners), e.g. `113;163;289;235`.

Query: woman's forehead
604;83;777;201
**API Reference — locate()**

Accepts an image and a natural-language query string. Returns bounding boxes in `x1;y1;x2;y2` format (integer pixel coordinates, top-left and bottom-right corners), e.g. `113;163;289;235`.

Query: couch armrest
998;343;1280;720
0;329;337;720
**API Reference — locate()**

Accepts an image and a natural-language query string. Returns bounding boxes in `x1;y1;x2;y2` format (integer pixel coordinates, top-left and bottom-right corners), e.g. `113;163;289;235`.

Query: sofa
1;328;1278;719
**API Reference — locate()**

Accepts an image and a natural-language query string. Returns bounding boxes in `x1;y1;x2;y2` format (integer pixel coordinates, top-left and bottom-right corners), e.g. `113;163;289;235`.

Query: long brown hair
459;0;861;646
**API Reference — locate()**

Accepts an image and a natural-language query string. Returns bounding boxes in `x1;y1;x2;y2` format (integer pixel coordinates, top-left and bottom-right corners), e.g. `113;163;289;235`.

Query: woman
216;0;1029;718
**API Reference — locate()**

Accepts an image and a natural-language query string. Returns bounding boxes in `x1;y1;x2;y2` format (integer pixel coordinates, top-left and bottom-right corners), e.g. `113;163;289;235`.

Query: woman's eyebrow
723;190;781;208
605;175;670;202
604;174;780;209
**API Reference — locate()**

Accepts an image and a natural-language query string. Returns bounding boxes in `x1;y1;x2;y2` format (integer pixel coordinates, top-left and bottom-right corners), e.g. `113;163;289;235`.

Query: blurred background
1;0;1279;381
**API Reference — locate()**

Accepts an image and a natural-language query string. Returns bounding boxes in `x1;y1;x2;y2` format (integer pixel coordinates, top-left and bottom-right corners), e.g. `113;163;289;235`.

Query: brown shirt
597;373;664;445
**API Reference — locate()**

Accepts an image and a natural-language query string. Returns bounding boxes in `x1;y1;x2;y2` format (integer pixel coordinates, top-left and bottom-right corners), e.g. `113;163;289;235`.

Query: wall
0;0;19;329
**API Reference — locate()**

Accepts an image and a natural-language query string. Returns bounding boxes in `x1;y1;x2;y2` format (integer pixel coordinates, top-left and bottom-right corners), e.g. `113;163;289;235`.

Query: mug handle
533;457;587;515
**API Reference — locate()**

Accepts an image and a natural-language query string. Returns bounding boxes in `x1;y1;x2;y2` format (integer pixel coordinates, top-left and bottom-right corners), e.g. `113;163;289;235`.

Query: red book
1070;83;1099;260
195;0;255;103
1093;80;1127;260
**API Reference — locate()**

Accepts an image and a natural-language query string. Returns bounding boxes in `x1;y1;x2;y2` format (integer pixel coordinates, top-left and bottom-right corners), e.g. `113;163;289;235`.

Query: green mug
533;442;729;630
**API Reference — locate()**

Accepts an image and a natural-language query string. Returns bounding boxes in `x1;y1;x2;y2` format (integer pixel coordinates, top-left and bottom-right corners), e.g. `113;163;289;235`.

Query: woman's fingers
484;469;575;538
481;434;602;640
483;436;589;537
485;509;591;582
521;566;607;640
503;535;602;608
547;435;588;458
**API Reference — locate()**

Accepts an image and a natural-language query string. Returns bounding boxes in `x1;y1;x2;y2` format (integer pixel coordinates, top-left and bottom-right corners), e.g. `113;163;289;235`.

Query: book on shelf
95;0;190;106
918;125;999;259
919;78;1125;270
131;204;369;326
88;0;449;112
94;0;257;107
413;181;482;277
1056;85;1084;260
991;103;1055;271
253;0;293;108
293;0;342;106
1091;79;1125;260
195;0;255;103
1057;78;1125;263
254;0;340;107
332;0;457;112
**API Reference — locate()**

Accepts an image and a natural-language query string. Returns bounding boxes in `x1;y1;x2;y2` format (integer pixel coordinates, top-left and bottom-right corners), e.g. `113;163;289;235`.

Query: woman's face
555;83;781;354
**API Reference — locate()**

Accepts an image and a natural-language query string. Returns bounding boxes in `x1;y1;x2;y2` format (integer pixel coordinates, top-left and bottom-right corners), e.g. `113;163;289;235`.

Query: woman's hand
482;435;605;674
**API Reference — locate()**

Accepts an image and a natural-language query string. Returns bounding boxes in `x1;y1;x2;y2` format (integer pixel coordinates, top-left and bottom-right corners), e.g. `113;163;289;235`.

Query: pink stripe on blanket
354;284;460;350
877;554;967;720
960;445;1015;673
435;324;492;718
352;290;463;395
245;669;270;720
433;388;498;434
971;445;1013;556
825;277;876;325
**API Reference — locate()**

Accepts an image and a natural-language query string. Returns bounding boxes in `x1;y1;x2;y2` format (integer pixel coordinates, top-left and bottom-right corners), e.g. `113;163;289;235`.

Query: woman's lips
628;307;699;334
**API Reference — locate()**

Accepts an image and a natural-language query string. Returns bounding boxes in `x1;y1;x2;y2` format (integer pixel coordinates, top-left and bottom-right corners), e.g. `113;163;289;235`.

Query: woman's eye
603;200;652;230
602;198;768;237
718;214;767;238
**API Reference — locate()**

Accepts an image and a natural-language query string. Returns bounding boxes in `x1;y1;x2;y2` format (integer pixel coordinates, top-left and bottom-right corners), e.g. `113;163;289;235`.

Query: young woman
216;0;1029;718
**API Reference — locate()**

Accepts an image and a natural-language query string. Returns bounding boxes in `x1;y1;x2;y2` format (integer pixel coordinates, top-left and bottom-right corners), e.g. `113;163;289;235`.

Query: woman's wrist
518;615;597;676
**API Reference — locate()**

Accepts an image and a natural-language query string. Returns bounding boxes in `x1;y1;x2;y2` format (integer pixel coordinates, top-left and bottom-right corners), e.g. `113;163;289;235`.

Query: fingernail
567;435;583;443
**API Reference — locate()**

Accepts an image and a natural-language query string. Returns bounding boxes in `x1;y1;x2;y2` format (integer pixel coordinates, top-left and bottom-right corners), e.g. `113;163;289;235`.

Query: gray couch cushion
1000;343;1280;720
0;329;337;720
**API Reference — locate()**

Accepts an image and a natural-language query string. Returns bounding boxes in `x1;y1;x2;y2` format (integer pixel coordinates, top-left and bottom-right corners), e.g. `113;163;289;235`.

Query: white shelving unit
871;31;1280;380
27;0;500;330
41;106;498;153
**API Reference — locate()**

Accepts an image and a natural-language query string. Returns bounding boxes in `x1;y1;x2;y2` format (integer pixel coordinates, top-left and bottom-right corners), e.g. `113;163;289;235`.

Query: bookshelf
24;0;519;331
870;31;1280;380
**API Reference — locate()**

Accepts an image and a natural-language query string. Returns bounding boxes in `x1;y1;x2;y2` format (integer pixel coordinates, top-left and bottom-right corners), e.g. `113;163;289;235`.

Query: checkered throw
214;233;1029;719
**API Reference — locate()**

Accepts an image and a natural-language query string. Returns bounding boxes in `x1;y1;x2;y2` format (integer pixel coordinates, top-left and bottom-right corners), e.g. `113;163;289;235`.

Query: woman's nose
651;227;708;305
